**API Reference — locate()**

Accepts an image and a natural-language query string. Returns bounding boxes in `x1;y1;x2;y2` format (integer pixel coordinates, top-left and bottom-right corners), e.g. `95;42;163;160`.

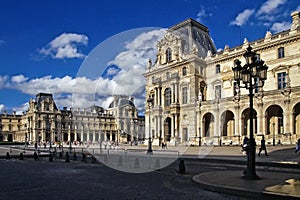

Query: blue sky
0;0;299;114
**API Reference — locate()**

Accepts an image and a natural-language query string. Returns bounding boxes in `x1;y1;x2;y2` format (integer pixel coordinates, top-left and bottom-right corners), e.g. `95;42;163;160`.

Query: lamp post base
147;138;153;154
242;171;261;180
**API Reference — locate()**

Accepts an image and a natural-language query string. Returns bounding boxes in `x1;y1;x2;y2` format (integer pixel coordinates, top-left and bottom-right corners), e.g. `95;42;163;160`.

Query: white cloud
0;75;8;88
230;9;255;26
13;102;29;115
270;21;291;32
196;7;212;24
39;33;88;59
11;75;29;83
257;0;286;16
106;67;119;76
0;104;5;112
7;29;165;113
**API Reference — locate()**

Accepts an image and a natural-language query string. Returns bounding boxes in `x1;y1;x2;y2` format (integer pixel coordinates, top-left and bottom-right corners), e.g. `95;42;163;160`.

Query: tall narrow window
182;128;188;141
216;64;221;74
215;85;221;99
278;72;286;89
278;47;284;58
182;87;188;104
166;48;172;63
165;88;172;106
182;66;187;76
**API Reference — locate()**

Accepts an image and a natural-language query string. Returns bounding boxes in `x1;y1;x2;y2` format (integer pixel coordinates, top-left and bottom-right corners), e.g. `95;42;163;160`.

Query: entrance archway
202;113;215;137
164;117;171;142
265;105;283;143
242;108;257;136
293;102;300;135
221;111;234;137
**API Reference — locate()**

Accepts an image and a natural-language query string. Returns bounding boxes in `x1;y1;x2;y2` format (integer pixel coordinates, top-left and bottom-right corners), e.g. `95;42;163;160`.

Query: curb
183;157;300;169
193;173;300;200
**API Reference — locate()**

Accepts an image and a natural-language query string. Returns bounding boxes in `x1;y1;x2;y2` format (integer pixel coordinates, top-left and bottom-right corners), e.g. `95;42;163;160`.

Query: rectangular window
277;72;286;89
182;87;188;104
278;47;284;58
216;64;220;74
215;85;221;99
182;128;188;141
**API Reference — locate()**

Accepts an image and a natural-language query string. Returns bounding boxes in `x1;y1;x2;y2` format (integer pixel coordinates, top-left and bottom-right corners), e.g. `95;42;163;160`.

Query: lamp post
272;122;276;146
69;112;73;155
147;96;154;154
232;45;268;180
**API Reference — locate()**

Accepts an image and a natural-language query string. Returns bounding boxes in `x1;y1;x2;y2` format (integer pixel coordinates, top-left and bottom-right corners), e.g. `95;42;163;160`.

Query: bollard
34;152;38;161
19;152;24;160
49;154;53;162
73;152;77;161
177;159;186;174
82;153;86;163
6;152;11;159
65;152;70;163
92;156;96;163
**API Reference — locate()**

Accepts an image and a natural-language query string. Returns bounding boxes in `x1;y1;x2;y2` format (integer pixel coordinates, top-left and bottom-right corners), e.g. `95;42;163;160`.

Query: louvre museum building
144;11;300;146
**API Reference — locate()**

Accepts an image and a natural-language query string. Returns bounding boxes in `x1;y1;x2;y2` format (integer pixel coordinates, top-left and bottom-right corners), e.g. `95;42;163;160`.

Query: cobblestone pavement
0;159;250;200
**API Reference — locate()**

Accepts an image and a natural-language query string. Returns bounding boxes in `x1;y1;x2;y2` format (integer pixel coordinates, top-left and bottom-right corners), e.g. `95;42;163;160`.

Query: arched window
166;48;172;63
164;88;172;106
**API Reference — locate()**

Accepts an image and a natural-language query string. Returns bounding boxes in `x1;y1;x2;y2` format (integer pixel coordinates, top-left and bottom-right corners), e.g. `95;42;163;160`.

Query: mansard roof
168;18;217;58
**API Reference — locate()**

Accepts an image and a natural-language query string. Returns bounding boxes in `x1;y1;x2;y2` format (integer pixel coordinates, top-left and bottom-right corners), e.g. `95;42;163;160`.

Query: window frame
277;72;286;89
215;85;221;99
166;48;172;63
182;87;188;104
164;88;172;106
215;64;221;74
278;47;284;59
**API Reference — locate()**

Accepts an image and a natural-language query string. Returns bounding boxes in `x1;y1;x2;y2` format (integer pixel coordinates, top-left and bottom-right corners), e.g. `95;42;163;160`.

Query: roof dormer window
166;48;172;63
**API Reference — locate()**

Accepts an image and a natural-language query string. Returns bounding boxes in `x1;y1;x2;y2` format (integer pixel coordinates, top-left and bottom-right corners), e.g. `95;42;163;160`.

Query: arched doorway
70;132;75;142
63;133;68;142
164;117;171;142
265;105;283;144
293;102;300;136
242;108;257;136
221;111;235;137
7;134;13;142
202;113;215;137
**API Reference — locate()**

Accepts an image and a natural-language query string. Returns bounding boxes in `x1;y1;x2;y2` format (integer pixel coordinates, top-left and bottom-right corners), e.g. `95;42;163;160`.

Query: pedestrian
258;135;268;156
241;136;249;155
295;138;300;154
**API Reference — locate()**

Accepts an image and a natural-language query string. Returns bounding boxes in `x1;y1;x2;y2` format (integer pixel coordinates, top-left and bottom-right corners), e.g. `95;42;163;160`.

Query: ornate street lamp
147;96;154;154
69;112;73;155
232;45;268;180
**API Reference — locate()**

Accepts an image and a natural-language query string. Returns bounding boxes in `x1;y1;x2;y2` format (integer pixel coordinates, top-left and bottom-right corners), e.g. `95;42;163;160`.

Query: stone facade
0;93;144;144
144;11;300;146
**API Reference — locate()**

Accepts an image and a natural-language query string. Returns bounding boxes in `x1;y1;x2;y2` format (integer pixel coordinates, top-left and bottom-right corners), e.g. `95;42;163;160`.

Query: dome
108;97;135;109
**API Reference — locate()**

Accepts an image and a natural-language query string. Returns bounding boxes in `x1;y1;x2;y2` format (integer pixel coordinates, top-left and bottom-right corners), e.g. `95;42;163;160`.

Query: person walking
295;138;300;154
258;135;268;156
